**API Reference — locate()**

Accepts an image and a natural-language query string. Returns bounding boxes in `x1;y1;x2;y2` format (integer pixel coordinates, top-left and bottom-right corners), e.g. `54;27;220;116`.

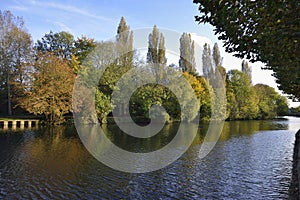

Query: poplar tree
202;43;213;78
147;25;167;82
212;43;226;84
212;43;222;68
241;60;252;83
179;32;196;73
116;16;133;69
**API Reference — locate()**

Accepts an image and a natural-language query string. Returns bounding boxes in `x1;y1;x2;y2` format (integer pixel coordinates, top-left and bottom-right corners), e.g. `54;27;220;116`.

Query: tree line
0;10;289;124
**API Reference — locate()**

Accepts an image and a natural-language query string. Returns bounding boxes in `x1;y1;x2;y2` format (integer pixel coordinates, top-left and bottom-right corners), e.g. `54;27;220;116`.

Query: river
0;117;299;199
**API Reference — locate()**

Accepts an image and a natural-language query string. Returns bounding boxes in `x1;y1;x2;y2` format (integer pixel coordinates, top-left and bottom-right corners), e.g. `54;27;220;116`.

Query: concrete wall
290;129;300;199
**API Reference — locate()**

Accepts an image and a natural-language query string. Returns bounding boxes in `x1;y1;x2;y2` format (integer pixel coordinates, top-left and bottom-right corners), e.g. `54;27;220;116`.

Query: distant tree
202;43;213;78
194;0;300;101
293;106;300;113
36;31;95;73
183;73;208;120
73;36;96;65
215;66;226;83
254;84;289;118
241;60;252;83
82;41;128;121
212;46;226;88
212;43;222;68
95;88;113;123
179;32;196;73
254;84;278;119
136;25;170;122
87;41;117;69
17;52;75;124
147;25;167;82
129;72;204;122
115;17;135;115
226;89;238;120
183;72;205;99
116;17;134;69
202;43;227;120
196;75;213;121
36;31;74;60
226;70;258;120
276;95;289;116
168;63;181;71
129;84;169;119
0;10;33;116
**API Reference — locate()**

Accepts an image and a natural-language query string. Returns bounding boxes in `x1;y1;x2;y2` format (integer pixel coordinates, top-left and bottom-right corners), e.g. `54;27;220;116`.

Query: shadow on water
193;119;289;145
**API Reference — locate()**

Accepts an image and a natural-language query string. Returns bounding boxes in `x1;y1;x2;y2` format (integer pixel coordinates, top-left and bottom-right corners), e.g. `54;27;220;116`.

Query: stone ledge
290;129;300;199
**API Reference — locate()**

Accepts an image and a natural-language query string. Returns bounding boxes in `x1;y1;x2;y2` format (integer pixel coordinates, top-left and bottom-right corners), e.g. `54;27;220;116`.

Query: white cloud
190;33;212;47
50;21;73;33
25;0;112;21
43;2;112;21
10;5;28;11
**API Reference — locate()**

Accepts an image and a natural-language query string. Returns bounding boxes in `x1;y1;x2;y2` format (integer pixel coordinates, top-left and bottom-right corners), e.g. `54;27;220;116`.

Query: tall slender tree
212;43;222;68
116;17;133;69
212;43;226;86
147;25;167;82
179;32;196;73
241;60;252;83
202;43;213;78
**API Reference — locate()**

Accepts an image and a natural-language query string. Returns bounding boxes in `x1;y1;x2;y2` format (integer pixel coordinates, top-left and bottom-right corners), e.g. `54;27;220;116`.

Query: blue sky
1;0;299;106
2;0;215;41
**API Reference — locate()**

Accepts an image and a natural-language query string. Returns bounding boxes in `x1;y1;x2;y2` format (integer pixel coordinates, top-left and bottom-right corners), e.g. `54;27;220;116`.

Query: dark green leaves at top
194;0;300;101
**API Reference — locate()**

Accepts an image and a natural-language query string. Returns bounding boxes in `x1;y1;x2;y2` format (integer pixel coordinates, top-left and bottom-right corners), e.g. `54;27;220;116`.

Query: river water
0;117;299;199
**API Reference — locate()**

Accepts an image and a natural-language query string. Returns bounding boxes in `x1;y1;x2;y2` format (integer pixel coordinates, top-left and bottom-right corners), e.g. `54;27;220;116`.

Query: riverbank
290;129;300;199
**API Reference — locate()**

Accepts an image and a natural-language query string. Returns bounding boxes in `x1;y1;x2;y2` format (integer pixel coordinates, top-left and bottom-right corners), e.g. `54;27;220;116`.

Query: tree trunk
7;74;12;116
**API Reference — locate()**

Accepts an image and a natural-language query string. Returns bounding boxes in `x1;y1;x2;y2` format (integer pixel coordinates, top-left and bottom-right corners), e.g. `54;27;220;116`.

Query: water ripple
0;118;299;199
